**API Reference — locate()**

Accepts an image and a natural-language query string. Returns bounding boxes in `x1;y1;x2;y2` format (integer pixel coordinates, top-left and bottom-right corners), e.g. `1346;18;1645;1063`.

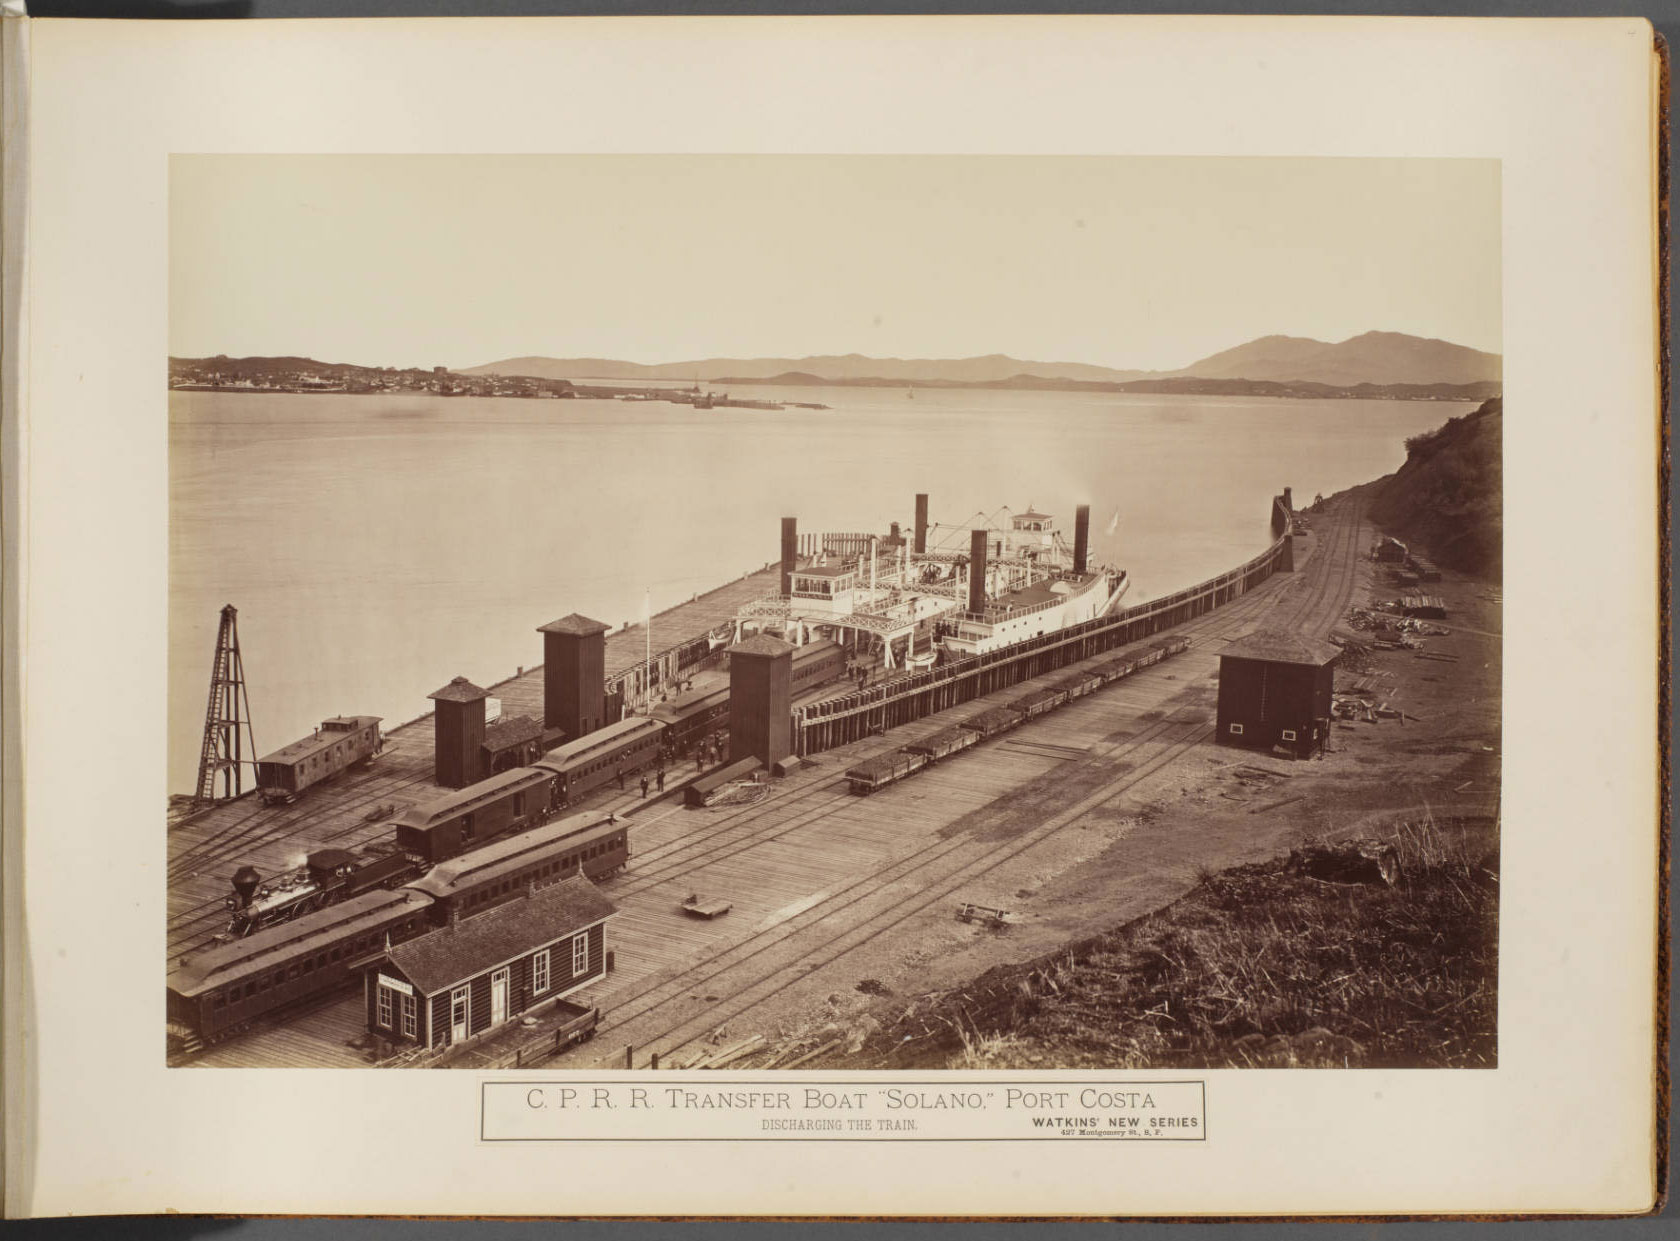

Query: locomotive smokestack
780;517;797;597
231;865;262;909
1073;504;1090;575
914;494;929;554
968;529;988;614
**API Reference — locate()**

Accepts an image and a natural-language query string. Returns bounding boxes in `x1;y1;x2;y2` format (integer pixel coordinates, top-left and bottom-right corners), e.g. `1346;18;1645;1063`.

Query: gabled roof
1220;630;1341;666
732;634;795;659
385;876;617;995
538;614;610;636
429;676;489;703
483;714;543;752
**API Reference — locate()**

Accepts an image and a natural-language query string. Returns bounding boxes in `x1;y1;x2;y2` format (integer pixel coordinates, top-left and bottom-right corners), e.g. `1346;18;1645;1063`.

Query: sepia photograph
161;154;1504;1075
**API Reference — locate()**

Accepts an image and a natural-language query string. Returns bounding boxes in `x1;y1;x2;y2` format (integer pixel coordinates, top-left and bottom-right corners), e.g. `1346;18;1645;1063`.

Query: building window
377;984;394;1029
533;948;550;994
1229;723;1244;736
1281;729;1297;742
572;933;589;977
401;992;417;1038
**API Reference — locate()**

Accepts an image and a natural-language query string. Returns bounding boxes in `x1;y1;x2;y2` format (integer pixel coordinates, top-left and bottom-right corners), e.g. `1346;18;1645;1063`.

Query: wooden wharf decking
167;563;783;958
176;506;1366;1070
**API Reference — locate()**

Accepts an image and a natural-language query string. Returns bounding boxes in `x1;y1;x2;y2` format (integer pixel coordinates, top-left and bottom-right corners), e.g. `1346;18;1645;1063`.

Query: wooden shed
364;875;616;1056
1216;630;1340;760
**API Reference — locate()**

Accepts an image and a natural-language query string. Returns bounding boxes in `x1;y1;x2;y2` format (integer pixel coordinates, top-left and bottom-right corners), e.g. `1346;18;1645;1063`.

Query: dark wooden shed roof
538;614;610;636
732;634;795;659
385;876;617;995
428;676;489;703
483;714;543;754
1220;631;1340;666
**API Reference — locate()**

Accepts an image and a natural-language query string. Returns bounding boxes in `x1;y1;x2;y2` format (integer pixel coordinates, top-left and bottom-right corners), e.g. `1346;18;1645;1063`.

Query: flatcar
404;810;628;924
390;765;557;864
843;750;928;795
534;716;665;805
169;888;434;1045
256;716;383;805
226;840;418;936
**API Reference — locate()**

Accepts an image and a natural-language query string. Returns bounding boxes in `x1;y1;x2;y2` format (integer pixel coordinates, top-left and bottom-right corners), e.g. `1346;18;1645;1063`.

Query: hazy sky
170;155;1500;370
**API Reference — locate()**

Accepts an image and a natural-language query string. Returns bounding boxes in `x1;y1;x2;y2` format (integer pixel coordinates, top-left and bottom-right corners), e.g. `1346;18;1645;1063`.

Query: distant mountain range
465;331;1501;391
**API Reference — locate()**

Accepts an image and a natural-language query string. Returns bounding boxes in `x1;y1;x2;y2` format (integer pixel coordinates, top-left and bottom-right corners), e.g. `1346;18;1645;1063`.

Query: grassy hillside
837;818;1498;1071
1366;397;1502;577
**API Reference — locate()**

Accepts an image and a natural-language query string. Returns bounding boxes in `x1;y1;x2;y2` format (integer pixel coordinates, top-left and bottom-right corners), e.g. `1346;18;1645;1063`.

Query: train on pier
169;808;630;1047
256;716;385;805
843;636;1191;794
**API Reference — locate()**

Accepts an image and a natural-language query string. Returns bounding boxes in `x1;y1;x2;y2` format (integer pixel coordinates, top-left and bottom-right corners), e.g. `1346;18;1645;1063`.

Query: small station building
1215;631;1339;760
363;874;616;1057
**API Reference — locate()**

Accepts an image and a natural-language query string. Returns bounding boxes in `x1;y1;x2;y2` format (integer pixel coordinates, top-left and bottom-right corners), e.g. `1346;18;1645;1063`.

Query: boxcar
960;707;1025;739
391;766;557;865
168;888;434;1045
255;716;383;805
903;726;979;762
534;716;666;805
843;750;928;795
403;809;629;925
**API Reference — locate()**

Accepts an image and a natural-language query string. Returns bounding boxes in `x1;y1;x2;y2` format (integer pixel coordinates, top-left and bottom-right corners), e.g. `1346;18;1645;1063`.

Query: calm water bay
168;385;1473;794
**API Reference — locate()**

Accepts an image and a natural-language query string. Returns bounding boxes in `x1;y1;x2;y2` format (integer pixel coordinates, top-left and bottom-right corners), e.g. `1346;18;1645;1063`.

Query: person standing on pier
616;765;625;791
640;775;650;799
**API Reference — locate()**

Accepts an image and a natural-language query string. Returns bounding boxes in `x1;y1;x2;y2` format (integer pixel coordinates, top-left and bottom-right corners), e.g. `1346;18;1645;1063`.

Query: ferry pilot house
363;875;617;1056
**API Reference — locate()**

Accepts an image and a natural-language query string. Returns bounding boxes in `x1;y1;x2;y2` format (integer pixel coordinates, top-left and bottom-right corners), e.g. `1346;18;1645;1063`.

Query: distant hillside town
169;355;577;400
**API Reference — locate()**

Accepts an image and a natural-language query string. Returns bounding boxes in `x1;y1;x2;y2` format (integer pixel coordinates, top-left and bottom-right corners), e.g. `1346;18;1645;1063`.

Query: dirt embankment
1366;397;1502;578
813;815;1498;1071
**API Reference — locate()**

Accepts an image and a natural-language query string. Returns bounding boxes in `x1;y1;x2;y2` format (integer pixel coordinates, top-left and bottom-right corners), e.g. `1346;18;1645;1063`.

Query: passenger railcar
391;766;556;864
169;888;434;1045
404;810;629;924
256;716;383;805
534;717;665;805
789;639;846;695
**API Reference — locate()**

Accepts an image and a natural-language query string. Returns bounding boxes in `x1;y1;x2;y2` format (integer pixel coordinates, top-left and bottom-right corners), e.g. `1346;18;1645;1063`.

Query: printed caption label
483;1079;1205;1141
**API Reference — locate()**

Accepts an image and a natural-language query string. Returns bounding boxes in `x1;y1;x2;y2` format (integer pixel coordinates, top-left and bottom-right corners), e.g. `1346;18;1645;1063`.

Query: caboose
255;716;383;804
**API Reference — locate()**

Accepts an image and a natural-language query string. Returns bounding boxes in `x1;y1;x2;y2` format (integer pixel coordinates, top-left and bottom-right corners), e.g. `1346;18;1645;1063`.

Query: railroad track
564;502;1372;1066
175;503;1368;1065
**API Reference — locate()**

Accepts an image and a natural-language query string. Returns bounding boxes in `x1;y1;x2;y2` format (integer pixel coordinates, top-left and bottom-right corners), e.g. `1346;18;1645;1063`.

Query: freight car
1008;686;1068;721
843;749;929;795
903;725;979;762
255;716;383;805
404;810;628;924
533;716;665;805
169;888;434;1046
960;707;1026;739
391;766;557;864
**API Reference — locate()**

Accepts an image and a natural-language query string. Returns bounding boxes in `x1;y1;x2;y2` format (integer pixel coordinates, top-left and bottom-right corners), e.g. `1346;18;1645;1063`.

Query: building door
490;968;509;1027
450;986;470;1044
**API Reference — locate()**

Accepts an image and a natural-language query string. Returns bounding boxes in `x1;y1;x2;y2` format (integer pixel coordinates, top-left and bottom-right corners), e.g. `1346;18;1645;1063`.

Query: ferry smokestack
780;517;797;596
968;529;988;614
1073;504;1090;575
914;494;929;554
1282;487;1293;511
